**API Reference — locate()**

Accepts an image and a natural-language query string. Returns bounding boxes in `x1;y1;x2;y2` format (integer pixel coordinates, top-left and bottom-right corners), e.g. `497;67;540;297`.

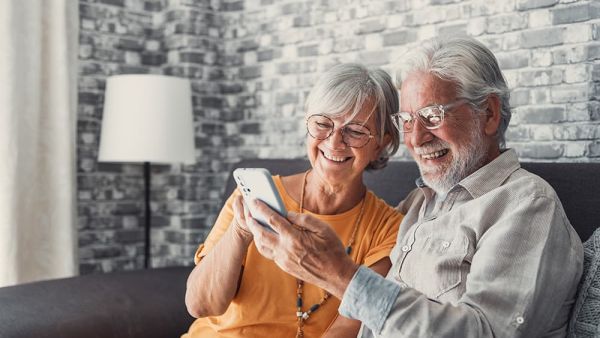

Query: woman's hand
246;199;359;299
231;195;253;245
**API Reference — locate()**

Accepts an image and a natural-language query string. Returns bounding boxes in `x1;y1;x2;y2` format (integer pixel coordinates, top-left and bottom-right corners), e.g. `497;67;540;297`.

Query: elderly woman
183;63;403;338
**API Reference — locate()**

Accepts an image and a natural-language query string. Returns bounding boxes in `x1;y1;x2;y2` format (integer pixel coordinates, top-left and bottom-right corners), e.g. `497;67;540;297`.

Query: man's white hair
395;36;511;149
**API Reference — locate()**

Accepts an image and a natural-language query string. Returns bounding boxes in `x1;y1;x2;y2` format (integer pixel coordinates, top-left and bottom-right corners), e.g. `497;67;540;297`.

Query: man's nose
408;119;434;147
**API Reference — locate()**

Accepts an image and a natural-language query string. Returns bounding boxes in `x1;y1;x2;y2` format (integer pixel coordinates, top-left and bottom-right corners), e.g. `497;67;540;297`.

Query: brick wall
78;0;226;272
78;0;600;273
224;0;600;162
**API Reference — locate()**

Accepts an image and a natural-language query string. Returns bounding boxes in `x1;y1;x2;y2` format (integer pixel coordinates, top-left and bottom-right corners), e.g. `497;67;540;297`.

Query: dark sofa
1;159;598;338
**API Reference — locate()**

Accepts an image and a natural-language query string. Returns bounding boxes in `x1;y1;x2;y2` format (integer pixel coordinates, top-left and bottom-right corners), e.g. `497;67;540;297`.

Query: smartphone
233;168;287;232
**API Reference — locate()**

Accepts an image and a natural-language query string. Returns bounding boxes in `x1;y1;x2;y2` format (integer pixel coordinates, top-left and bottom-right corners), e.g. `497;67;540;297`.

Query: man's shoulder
484;166;577;240
500;166;560;201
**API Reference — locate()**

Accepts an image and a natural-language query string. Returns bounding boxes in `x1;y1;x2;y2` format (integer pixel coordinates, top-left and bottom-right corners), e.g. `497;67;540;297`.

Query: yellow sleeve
362;201;403;268
193;189;241;264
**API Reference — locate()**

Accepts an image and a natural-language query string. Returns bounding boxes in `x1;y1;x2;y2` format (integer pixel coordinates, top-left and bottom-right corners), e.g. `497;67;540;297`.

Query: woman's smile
320;149;352;163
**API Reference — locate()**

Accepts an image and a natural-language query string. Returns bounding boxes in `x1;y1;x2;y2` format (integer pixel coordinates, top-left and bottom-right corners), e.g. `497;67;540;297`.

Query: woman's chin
314;161;361;183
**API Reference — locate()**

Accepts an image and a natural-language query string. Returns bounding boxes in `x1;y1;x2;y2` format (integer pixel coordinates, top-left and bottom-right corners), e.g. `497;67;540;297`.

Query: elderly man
246;36;583;337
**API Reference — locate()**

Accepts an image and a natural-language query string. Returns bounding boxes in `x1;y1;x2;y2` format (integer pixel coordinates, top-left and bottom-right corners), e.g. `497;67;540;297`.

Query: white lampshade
99;74;195;164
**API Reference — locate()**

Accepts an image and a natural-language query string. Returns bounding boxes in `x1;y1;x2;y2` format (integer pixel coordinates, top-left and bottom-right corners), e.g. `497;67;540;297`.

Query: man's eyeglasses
306;114;374;148
391;99;469;133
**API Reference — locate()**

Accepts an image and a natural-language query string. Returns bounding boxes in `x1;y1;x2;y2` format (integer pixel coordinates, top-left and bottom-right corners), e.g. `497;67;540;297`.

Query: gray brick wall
78;0;225;273
78;0;600;273
221;0;600;171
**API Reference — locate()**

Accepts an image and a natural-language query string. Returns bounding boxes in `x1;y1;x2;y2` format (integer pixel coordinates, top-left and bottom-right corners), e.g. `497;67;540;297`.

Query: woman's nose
326;127;347;149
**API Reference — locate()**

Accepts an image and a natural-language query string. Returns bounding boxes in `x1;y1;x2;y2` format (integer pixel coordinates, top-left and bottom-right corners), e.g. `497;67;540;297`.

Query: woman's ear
484;94;501;137
373;134;392;161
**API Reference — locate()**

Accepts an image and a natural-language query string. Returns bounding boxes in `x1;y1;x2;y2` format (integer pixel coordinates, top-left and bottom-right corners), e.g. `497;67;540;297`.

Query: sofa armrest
0;266;194;338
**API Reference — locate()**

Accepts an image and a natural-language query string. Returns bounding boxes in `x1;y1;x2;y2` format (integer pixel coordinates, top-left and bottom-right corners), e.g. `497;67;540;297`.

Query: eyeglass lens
395;106;444;132
306;115;372;148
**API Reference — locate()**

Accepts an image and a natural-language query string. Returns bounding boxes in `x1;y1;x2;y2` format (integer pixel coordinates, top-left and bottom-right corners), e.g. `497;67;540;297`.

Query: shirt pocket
417;232;470;299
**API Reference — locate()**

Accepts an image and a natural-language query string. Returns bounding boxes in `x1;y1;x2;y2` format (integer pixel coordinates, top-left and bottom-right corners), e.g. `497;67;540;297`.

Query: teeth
323;152;348;162
421;149;448;160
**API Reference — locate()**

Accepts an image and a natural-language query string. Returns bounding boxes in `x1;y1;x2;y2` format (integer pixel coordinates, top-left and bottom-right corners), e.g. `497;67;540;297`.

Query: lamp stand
144;161;151;269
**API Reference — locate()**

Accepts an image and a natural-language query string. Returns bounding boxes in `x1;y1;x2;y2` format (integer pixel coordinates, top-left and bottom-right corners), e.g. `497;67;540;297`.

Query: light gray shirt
339;149;584;338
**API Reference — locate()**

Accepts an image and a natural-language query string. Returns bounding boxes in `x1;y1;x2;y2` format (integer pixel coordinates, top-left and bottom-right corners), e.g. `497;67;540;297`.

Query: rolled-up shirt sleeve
339;266;402;332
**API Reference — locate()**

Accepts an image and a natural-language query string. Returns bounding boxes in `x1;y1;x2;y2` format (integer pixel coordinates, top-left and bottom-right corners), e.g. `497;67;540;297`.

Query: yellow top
183;176;403;338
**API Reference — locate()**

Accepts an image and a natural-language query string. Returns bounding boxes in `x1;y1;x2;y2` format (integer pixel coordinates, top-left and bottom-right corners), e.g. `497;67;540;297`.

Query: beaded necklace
295;170;366;338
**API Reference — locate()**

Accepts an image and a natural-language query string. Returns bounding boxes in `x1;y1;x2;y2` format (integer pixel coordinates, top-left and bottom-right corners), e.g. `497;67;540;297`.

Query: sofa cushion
568;227;600;337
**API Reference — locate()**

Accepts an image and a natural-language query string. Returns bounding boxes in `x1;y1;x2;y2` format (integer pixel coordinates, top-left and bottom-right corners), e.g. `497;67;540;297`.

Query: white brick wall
222;0;600;162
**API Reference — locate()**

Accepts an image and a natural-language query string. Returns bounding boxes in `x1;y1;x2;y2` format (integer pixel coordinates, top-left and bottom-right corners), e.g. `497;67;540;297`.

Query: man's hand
245;199;359;299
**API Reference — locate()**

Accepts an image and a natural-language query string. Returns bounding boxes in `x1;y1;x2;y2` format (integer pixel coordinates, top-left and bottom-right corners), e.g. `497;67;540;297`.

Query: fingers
253;237;274;260
232;195;244;221
287;211;331;235
232;196;255;229
246;216;278;258
243;198;252;220
251;199;295;236
231;195;253;241
232;196;248;228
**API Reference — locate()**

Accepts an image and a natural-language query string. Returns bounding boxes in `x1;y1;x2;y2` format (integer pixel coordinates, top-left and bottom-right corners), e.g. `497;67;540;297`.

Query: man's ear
484;94;501;137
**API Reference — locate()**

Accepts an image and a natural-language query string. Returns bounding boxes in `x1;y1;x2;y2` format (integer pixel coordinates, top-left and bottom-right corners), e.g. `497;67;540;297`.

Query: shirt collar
415;149;521;199
458;149;521;198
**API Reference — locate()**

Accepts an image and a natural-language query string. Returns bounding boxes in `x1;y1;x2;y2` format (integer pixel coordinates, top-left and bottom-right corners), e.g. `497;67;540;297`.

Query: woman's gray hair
395;37;511;149
305;63;400;170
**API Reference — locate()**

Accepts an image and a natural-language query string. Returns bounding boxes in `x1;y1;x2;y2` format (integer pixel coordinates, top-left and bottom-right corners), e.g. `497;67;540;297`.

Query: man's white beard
417;126;488;195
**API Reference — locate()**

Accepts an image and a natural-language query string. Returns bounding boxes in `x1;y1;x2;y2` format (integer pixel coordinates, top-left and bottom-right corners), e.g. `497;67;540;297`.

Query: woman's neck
301;170;366;215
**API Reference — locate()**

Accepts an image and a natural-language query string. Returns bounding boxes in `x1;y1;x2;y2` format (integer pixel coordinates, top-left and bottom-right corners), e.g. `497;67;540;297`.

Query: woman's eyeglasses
306;114;374;148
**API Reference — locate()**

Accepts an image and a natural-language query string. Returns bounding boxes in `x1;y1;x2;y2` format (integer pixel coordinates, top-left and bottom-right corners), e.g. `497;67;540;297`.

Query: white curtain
0;0;78;287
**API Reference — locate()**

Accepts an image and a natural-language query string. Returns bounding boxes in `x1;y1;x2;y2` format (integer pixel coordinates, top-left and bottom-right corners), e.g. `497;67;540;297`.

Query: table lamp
98;74;195;268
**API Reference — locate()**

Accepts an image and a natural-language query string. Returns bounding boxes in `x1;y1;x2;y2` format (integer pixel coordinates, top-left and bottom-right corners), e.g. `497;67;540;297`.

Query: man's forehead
399;73;458;110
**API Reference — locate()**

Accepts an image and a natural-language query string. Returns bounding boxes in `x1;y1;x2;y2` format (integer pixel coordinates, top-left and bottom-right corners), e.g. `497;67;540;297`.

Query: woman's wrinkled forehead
305;95;377;125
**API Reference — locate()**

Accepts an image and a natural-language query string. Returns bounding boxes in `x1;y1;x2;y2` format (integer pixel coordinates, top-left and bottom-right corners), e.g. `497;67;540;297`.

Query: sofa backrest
225;159;600;242
0;267;193;338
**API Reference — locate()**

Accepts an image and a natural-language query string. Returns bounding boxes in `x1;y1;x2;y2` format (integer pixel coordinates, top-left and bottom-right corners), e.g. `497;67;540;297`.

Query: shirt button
401;245;410;252
442;241;450;248
516;316;524;324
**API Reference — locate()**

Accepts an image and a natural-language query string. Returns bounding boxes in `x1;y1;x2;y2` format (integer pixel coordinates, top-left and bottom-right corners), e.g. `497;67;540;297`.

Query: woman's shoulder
356;191;402;249
365;190;403;219
278;172;305;185
273;172;308;210
277;172;305;198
